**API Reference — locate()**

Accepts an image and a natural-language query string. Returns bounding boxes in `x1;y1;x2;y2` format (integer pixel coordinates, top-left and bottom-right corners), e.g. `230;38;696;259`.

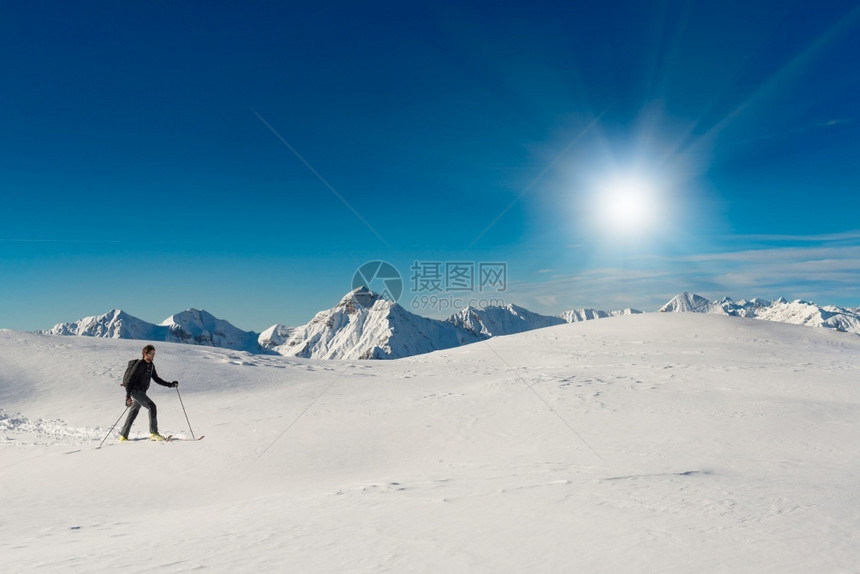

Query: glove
171;381;179;388
126;396;133;407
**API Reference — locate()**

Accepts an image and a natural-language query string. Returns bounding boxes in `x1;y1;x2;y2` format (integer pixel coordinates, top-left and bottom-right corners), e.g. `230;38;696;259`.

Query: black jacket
126;359;173;395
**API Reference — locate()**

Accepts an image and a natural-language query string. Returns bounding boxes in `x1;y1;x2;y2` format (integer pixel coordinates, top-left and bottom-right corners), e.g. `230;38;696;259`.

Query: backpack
121;359;141;388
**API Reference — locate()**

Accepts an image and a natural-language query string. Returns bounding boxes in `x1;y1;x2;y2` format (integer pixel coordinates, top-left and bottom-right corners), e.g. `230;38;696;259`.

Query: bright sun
593;174;660;239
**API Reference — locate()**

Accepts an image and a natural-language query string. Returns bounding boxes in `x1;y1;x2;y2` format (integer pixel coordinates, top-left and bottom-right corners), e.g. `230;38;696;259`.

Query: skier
119;345;179;441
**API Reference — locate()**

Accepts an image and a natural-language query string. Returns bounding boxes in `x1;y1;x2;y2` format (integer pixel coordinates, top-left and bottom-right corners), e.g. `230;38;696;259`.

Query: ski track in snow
0;408;104;446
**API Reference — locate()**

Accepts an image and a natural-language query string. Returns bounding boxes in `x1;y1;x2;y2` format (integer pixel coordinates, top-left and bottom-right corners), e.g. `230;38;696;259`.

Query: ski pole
98;406;129;449
175;386;196;439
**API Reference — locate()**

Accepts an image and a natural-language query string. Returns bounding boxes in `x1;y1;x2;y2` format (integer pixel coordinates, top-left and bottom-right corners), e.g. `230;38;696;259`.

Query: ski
165;435;205;442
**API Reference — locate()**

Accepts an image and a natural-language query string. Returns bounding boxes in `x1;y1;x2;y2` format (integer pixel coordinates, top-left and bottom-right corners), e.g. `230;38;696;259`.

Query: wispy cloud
820;118;853;127
688;4;860;152
0;239;123;244
507;239;860;313
738;117;854;145
714;230;860;243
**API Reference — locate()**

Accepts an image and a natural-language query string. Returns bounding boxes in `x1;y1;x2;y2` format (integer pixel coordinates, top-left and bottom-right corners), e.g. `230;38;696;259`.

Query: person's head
142;345;156;361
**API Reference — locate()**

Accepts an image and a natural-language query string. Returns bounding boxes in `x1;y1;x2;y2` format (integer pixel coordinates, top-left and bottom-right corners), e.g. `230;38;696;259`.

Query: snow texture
2;313;859;572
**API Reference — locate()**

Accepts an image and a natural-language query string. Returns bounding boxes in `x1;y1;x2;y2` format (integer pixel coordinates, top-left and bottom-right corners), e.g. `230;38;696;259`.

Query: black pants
120;389;159;437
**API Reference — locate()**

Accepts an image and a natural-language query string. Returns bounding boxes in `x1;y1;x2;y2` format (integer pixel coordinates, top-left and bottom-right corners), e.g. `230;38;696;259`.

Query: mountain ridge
259;288;483;360
660;291;860;334
38;290;860;358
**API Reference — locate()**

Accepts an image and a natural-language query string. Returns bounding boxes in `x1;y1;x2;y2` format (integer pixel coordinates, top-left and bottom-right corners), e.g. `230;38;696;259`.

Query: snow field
1;313;859;572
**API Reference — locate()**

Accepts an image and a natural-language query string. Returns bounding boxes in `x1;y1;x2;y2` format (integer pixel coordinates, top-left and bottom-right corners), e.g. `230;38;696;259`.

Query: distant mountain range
38;289;859;359
39;287;639;359
660;292;860;333
43;308;260;351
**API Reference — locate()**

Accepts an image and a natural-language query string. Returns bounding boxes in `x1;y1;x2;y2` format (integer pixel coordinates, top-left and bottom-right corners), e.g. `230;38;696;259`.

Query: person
119;345;179;441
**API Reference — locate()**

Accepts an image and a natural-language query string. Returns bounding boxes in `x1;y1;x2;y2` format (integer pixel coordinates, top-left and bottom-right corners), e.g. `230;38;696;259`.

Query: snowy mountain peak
41;308;260;352
448;304;565;338
659;292;712;313
263;287;478;359
337;286;390;314
559;308;609;323
559;307;643;323
41;309;167;340
160;308;259;350
160;307;216;326
257;324;296;350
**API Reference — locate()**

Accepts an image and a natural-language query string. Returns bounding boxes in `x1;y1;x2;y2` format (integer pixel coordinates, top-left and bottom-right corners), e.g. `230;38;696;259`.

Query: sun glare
571;135;694;252
594;174;659;239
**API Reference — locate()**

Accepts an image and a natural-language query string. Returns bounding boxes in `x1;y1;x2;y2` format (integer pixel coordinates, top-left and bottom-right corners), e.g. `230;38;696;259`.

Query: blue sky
2;1;859;332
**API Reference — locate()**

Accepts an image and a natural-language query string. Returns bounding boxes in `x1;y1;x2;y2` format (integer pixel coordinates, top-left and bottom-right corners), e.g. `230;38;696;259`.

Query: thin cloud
690;4;860;152
0;239;123;244
739;117;855;145
820;118;853;127
714;230;860;243
507;242;860;313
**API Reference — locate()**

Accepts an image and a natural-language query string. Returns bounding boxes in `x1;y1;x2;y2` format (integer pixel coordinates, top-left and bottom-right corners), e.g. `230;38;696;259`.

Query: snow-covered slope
2;313;859;572
660;292;860;334
448;303;565;337
41;309;169;339
262;287;482;359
